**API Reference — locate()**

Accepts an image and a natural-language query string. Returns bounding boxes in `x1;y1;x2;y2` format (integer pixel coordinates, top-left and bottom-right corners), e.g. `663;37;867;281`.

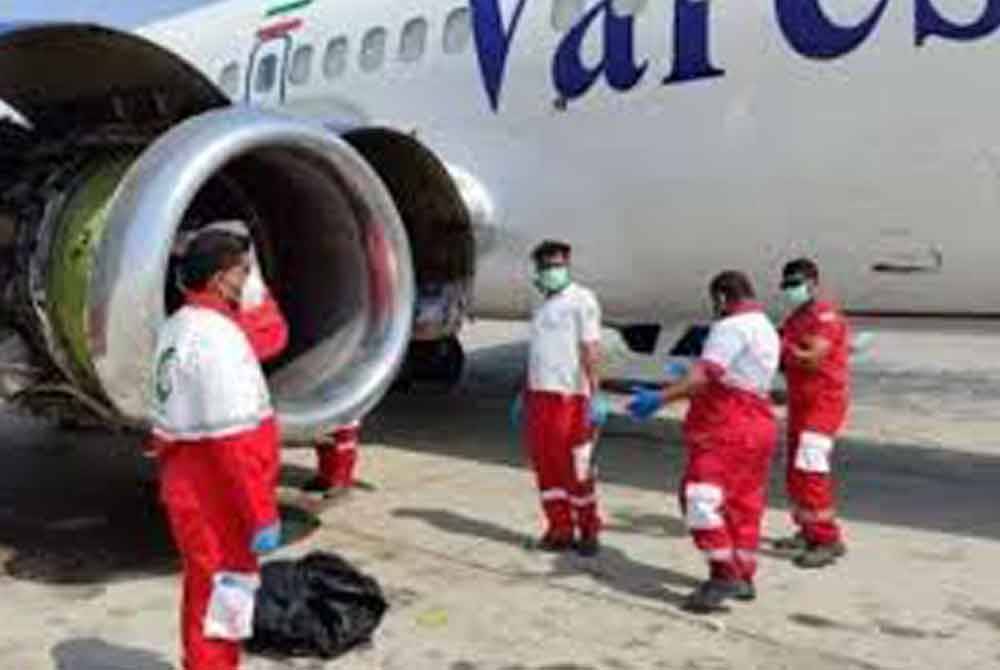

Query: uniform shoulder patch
155;346;178;405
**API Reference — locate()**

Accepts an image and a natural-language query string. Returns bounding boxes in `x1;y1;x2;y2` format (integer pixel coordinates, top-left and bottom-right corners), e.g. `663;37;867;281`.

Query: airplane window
399;18;429;63
323;37;349;80
219;62;241;98
612;0;648;14
289;44;314;85
255;54;278;93
552;0;583;31
443;7;471;54
361;27;388;72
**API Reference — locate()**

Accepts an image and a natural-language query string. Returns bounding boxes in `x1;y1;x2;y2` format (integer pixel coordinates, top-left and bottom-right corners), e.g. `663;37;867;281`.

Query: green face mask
782;283;811;308
534;266;571;294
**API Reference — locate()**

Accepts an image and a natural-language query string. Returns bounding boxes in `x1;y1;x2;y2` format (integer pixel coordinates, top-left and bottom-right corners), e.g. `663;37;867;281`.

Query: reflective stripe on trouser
786;423;842;545
315;423;361;487
524;391;601;540
161;453;259;670
681;419;776;581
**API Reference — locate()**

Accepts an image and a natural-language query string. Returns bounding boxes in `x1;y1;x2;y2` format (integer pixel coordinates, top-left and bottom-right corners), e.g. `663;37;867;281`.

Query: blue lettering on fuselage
469;0;1000;112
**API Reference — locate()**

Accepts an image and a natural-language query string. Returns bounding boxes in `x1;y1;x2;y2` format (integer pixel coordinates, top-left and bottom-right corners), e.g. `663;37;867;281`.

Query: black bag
247;551;389;659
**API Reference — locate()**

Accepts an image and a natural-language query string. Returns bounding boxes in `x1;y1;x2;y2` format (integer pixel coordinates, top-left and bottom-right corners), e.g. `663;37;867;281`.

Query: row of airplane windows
217;0;648;98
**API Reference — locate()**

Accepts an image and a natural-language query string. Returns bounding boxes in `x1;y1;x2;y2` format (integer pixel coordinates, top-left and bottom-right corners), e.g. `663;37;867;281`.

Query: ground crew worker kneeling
149;230;283;670
628;271;779;613
514;239;609;557
774;258;850;568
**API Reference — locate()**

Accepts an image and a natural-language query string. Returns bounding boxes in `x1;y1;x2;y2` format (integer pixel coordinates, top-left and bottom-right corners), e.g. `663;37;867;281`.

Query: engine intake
31;107;415;442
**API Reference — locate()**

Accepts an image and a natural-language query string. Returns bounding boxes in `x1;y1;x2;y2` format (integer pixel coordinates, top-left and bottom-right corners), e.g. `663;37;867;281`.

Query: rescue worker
775;258;850;568
149;230;284;670
303;419;363;496
627;271;780;613
515;239;609;557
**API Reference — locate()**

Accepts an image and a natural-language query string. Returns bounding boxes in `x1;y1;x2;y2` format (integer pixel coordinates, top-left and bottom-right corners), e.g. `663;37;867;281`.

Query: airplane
0;0;998;443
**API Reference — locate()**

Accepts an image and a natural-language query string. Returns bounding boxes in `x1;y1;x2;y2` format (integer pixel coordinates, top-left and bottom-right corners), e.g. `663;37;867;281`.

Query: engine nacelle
0;24;479;438
21;107;415;442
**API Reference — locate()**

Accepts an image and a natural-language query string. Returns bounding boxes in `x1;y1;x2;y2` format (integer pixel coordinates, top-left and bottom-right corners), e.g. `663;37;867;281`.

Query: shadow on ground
393;507;700;607
51;637;173;670
373;340;1000;543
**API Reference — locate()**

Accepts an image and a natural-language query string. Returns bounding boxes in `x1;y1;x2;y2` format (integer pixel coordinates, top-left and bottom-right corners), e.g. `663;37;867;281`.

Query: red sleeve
236;297;289;362
205;425;280;532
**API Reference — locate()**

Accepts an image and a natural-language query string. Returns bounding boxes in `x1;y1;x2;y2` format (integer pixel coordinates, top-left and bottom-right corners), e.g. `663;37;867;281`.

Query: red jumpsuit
680;303;780;582
524;283;603;543
780;299;849;546
151;291;285;670
313;420;362;489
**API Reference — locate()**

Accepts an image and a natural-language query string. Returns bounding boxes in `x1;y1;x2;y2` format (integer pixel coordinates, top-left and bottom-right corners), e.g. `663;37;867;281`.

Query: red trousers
523;391;600;540
159;421;279;670
786;418;842;545
681;416;776;581
315;423;360;488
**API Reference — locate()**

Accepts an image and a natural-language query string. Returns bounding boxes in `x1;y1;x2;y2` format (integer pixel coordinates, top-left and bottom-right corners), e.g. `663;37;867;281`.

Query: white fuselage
139;0;1000;324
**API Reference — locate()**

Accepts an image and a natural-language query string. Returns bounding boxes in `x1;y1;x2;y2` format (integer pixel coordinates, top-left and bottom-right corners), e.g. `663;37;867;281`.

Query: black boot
772;532;808;552
535;533;574;553
576;535;600;558
794;541;846;569
682;579;746;614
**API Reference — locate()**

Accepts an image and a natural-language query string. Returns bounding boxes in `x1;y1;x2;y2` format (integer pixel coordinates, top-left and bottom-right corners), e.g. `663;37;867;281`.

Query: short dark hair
782;258;820;284
531;239;572;264
709;270;756;303
180;231;250;290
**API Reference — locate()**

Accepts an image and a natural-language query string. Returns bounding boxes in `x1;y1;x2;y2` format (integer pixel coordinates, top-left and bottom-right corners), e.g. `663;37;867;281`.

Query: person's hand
250;522;281;555
627;387;664;421
588;393;611;428
510;393;524;430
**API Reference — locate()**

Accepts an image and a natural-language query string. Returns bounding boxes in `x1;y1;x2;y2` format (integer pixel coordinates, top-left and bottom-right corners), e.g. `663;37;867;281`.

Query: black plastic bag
246;551;388;659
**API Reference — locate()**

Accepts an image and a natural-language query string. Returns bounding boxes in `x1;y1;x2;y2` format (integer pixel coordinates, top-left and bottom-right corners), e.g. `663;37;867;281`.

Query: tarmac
0;319;998;670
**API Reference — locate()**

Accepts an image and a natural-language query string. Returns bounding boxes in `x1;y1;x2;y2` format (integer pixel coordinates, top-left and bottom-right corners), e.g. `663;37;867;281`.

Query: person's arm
236;296;289;362
789;334;831;372
578;291;603;395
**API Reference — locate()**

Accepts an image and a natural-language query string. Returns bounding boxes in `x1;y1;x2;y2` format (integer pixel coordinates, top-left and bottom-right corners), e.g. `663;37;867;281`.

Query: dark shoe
535;533;574;553
732;580;756;602
794;542;845;569
682;579;743;614
301;476;332;493
576;536;600;557
772;532;808;552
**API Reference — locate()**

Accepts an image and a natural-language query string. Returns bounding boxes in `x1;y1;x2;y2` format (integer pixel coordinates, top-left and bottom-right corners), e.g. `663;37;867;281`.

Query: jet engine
0;24;477;442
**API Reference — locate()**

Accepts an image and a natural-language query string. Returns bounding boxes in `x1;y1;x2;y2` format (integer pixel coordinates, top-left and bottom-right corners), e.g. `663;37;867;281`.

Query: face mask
782;283;811;308
534;266;571;294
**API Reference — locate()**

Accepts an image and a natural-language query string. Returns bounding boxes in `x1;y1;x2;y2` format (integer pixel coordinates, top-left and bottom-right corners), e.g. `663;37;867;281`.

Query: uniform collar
724;300;763;316
185;289;238;320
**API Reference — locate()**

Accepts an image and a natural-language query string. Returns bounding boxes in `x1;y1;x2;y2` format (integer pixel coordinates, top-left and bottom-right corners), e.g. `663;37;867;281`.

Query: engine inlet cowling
36;107;414;441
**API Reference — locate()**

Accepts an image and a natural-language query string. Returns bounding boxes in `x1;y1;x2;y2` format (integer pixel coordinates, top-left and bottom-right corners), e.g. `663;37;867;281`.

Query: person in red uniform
775;258;850;568
628;271;780;613
303;419;363;496
149;230;284;670
515;240;609;557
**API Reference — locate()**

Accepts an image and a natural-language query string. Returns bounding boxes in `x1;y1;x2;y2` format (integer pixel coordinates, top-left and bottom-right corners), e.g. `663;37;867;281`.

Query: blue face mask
782;283;812;308
534;266;571;294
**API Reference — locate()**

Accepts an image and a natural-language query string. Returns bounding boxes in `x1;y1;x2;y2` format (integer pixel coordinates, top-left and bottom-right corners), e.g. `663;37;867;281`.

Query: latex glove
510;393;524;430
588;393;611;428
250;522;281;555
663;359;691;381
627;387;664;421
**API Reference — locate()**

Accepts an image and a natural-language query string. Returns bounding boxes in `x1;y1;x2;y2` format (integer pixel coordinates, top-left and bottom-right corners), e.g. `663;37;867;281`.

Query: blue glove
663;359;691;381
627;387;664;421
250;522;282;555
510;393;524;429
589;393;611;428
